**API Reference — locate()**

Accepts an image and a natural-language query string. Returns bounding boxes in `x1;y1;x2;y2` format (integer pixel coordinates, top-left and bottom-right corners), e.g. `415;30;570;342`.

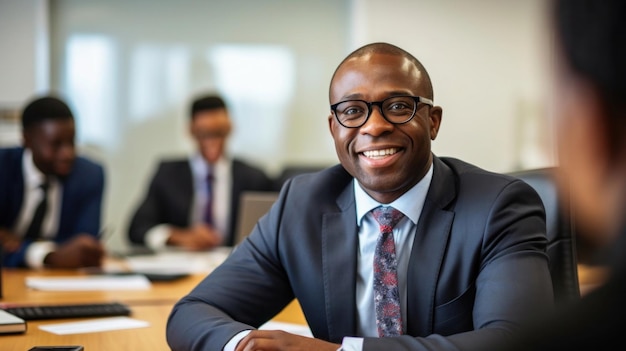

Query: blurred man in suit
128;94;274;251
0;95;105;268
492;1;626;350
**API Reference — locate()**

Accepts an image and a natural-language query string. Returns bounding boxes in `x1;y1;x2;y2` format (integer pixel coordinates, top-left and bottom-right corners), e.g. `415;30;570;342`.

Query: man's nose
359;106;393;135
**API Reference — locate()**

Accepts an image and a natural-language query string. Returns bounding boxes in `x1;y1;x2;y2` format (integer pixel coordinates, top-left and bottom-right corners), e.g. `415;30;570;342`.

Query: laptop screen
234;191;279;245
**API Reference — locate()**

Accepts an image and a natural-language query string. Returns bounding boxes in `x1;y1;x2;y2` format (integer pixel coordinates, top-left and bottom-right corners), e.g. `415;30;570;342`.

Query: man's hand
235;330;340;351
167;224;222;251
44;234;105;268
0;228;21;253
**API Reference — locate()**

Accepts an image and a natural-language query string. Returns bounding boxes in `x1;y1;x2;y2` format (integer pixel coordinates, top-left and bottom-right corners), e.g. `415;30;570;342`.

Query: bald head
330;42;434;101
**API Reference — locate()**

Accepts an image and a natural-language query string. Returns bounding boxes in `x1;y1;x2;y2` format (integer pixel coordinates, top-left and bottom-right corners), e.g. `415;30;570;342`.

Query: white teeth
363;148;398;158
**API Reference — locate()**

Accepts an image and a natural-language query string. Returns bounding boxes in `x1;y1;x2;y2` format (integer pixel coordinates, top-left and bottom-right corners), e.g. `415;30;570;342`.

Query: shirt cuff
338;337;364;351
25;241;56;268
223;330;252;351
145;224;171;250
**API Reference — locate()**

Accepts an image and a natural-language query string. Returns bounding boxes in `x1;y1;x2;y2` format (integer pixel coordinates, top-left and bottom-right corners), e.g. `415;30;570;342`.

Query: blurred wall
0;0;48;107
350;0;554;173
0;0;49;146
0;0;554;252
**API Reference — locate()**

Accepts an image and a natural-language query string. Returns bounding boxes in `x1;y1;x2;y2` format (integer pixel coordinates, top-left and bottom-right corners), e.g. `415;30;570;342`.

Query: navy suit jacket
0;147;105;267
166;156;554;351
127;158;274;247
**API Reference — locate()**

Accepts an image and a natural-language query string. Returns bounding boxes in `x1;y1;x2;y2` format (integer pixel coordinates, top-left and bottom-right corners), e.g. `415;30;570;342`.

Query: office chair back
273;165;329;190
509;168;580;307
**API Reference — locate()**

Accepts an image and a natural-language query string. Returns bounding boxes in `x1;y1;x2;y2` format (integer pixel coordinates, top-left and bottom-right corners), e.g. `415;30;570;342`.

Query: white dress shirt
145;153;232;250
341;163;433;350
14;149;62;268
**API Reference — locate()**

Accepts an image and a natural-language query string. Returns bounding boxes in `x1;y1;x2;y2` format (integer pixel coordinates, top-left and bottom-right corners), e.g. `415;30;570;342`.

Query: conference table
0;249;307;351
0;247;609;351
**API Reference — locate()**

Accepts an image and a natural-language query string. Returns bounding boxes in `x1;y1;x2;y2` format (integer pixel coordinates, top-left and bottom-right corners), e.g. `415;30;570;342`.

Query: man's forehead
33;118;75;133
193;110;231;130
344;51;414;68
194;108;228;119
336;53;420;82
331;54;424;98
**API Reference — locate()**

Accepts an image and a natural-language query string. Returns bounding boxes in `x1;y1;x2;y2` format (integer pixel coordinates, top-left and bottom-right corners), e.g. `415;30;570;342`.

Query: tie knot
371;206;404;232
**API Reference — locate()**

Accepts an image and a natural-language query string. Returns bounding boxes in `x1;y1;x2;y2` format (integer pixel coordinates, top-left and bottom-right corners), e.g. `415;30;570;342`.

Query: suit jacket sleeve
57;157;105;240
166;177;308;351
0;147;25;267
127;161;193;244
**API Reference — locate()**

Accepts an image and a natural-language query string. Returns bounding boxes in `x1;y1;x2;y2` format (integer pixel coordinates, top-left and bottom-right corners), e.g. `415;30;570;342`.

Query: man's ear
22;128;32;149
584;89;617;166
429;106;443;140
188;123;195;138
328;114;336;135
564;80;614;175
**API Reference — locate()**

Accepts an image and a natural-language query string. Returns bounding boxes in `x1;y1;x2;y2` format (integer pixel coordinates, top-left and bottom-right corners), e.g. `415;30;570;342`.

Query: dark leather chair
508;168;580;307
273;165;329;191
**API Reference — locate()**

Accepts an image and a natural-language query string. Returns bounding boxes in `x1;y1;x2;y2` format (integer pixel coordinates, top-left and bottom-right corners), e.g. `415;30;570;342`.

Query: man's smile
361;147;400;159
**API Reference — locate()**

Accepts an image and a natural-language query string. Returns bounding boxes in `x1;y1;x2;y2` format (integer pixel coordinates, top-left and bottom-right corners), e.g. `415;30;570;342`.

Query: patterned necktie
24;181;49;241
203;171;214;225
371;206;405;337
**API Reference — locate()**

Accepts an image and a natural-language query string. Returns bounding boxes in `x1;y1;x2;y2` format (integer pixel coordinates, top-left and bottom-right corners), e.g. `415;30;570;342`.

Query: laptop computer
234;191;279;245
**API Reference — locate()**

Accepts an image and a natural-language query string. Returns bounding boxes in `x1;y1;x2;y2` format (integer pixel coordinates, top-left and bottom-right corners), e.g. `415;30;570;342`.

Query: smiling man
166;43;553;351
0;95;105;269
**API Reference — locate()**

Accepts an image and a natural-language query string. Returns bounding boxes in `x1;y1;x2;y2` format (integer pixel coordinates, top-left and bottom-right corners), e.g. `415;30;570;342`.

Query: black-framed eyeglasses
330;95;433;128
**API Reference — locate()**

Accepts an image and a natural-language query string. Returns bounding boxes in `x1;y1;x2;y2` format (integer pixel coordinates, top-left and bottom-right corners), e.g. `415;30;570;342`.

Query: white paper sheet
26;274;151;291
124;247;231;274
39;317;150;335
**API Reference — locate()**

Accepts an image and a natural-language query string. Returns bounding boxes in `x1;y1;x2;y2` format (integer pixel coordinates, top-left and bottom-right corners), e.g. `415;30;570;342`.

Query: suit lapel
406;156;456;336
322;184;358;342
179;161;194;222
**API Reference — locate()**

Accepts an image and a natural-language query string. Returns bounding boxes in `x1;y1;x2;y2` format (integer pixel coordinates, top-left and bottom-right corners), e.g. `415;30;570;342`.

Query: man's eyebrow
386;90;415;96
336;91;416;102
337;93;364;101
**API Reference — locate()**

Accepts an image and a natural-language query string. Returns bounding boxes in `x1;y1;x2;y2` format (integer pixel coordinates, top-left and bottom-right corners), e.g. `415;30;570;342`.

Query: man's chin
53;165;73;178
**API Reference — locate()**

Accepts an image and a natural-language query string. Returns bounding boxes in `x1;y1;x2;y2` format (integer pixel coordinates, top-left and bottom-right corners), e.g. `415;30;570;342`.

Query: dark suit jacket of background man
128;158;274;247
166;156;554;351
0;146;105;267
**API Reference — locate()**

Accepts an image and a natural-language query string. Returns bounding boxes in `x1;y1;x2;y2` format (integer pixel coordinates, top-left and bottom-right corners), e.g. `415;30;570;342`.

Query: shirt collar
354;162;434;226
22;149;47;189
189;152;228;179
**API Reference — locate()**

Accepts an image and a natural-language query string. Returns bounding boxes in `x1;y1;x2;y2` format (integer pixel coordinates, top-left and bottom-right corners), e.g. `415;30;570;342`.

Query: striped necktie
203;171;214;225
24;180;49;241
